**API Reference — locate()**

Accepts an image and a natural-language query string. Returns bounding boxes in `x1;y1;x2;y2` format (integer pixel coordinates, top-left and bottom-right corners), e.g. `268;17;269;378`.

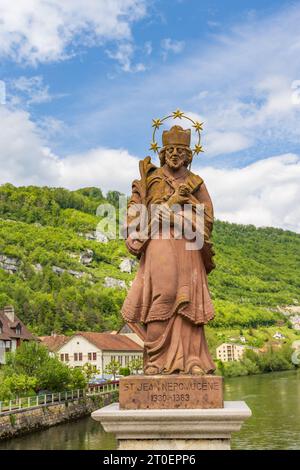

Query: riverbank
0;391;118;441
217;344;299;377
1;370;299;450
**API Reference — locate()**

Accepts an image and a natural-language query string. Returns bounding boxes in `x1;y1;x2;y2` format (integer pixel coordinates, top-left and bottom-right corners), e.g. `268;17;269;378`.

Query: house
273;331;285;340
216;343;246;362
0;305;36;364
117;323;144;347
39;333;69;357
40;331;143;375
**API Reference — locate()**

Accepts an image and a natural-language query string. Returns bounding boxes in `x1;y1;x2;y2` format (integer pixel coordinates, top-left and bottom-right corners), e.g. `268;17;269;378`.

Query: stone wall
0;393;117;440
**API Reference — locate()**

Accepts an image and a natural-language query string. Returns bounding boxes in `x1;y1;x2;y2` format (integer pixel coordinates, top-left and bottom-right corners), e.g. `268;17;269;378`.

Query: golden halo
150;109;204;155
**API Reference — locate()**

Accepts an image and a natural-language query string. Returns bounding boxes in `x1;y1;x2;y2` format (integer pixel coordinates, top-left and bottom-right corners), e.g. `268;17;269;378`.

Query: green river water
1;370;299;450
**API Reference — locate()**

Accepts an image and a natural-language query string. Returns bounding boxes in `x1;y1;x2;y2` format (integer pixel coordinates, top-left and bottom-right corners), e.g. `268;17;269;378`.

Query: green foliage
9;414;16;426
0;184;299;337
2;342;87;396
106;190;124;208
0;374;37;400
82;363;99;381
128;357;143;374
221;361;249;377
104;359;120;379
5;341;50;376
220;345;297;377
119;367;130;376
69;367;88;390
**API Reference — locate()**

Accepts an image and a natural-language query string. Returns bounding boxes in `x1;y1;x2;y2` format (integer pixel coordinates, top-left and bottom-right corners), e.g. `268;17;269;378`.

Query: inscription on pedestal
119;375;223;409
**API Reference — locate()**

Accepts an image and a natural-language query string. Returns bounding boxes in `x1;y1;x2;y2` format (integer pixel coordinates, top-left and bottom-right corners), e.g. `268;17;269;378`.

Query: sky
0;0;300;232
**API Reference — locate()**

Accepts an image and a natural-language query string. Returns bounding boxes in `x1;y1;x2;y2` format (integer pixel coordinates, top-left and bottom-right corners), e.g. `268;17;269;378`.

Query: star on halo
152;118;163;129
193;144;204;154
172;109;184;119
193;121;204;131
150;141;160;152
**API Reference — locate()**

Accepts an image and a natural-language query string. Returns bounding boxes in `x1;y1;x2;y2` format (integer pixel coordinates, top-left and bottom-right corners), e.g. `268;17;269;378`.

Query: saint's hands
167;183;191;207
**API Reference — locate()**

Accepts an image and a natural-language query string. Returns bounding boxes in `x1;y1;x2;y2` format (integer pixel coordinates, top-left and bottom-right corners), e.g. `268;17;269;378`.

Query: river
1;370;299;450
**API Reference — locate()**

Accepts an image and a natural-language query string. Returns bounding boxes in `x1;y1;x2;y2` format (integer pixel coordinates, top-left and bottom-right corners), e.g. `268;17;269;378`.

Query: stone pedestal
119;375;223;410
91;401;251;450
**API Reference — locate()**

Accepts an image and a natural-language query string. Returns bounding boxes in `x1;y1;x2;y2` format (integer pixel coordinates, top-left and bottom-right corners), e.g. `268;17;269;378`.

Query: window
88;353;92;361
79;352;83;361
118;355;123;365
65;354;69;362
93;352;96;361
125;356;129;365
60;354;64;362
74;353;78;361
16;325;21;335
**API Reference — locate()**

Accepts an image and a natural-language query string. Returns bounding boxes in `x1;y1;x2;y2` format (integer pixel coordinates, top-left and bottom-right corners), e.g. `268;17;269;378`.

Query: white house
40;331;143;375
216;343;246;362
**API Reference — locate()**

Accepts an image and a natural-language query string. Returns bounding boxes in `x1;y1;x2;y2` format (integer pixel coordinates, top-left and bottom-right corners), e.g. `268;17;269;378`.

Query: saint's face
165;145;187;169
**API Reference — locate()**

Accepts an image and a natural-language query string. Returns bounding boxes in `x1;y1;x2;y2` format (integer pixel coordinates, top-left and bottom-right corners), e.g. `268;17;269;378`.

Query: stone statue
121;120;216;376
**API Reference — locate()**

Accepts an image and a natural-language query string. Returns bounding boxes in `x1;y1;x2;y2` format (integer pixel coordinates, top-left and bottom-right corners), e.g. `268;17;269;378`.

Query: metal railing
87;382;119;395
0;382;119;415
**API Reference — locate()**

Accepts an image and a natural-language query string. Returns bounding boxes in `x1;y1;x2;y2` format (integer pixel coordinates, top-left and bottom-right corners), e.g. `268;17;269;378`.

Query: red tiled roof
0;307;35;341
75;332;143;351
39;335;69;352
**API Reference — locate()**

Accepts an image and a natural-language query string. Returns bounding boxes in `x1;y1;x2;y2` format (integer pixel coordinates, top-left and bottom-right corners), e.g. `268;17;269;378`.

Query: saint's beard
165;155;185;170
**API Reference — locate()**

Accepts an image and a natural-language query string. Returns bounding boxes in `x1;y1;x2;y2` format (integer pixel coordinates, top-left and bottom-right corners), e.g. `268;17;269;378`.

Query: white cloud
80;4;300;158
0;106;60;185
204;131;252;156
1;105;299;232
59;148;139;191
144;41;152;56
0;105;139;192
183;5;300;156
0;0;147;64
11;76;51;104
161;38;185;60
196;154;300;233
106;42;146;73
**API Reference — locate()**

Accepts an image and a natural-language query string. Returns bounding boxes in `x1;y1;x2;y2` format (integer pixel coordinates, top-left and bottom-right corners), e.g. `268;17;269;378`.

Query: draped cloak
121;157;216;374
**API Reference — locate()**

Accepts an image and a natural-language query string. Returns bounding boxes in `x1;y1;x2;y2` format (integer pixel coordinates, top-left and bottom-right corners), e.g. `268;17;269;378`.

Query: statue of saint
121;122;216;376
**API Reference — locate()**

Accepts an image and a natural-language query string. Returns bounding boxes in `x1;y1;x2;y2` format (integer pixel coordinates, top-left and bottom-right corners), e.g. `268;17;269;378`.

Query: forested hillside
0;183;299;345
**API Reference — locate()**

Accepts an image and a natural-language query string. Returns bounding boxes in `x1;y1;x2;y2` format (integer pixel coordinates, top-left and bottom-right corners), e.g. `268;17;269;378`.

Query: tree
119;367;130;376
3;341;87;393
106;190;124;208
104;359;120;380
0;374;37;399
82;363;99;382
36;357;73;391
69;367;88;390
5;341;50;377
128;357;143;375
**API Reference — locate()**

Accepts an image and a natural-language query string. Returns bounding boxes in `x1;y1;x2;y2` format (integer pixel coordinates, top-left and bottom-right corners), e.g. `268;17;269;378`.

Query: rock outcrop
79;231;108;243
119;258;137;273
80;249;94;265
0;255;20;274
104;277;126;289
52;266;86;279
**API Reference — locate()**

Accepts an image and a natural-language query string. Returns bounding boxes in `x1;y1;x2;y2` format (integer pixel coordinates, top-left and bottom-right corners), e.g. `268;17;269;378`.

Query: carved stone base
119;374;223;409
91;401;252;450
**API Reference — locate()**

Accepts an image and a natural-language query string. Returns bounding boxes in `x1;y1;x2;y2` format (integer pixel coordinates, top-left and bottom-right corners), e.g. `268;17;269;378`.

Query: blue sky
0;0;299;231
